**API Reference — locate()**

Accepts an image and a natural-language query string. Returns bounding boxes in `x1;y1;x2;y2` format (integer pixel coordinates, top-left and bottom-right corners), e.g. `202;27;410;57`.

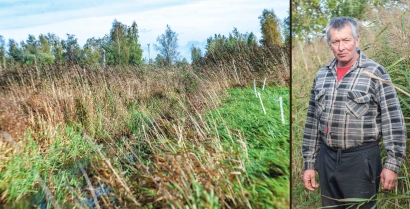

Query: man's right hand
303;169;320;191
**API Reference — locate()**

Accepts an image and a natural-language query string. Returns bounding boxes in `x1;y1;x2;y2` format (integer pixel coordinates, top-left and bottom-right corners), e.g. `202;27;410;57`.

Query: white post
262;77;267;91
253;79;257;97
279;96;285;124
258;92;266;115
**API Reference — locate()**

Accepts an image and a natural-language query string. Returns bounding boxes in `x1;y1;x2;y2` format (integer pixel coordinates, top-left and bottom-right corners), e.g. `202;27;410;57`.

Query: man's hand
303;169;320;191
380;168;398;190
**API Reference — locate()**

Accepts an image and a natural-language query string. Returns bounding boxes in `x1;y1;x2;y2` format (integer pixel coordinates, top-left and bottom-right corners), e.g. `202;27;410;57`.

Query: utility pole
147;43;150;64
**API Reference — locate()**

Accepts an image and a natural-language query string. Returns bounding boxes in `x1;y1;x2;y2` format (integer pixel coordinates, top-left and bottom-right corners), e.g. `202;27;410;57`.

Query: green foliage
154;54;166;67
104;20;143;65
0;127;97;208
0;35;5;56
190;45;202;63
205;86;290;208
2;20;143;68
81;37;103;67
170;174;221;209
195;27;290;86
175;57;189;67
45;33;65;64
0;35;5;69
154;25;180;66
38;34;51;55
259;9;284;46
7;39;24;63
87;20;145;66
205;28;255;55
292;0;389;41
127;111;154;158
127;21;143;65
283;15;291;47
62;34;82;65
5;35;54;67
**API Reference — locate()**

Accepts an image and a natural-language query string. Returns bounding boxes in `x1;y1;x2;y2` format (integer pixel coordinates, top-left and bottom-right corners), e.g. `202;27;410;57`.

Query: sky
0;0;289;62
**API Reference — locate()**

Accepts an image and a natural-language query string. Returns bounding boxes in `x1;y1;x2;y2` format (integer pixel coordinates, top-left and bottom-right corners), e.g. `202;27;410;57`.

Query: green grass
205;86;290;208
0;127;97;208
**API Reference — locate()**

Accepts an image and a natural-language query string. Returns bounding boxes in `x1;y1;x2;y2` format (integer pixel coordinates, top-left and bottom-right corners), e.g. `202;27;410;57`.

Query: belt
324;140;379;153
323;141;379;168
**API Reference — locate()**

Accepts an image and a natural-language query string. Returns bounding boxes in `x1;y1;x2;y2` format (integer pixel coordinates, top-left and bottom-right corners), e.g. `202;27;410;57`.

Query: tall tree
63;34;82;64
35;34;54;66
154;25;180;66
38;34;51;55
82;37;103;66
45;33;65;64
110;20;128;64
259;9;283;46
0;36;5;69
106;20;143;65
190;45;202;63
24;34;39;54
247;32;258;46
127;21;143;65
154;54;165;67
8;39;24;63
205;28;255;56
283;14;290;47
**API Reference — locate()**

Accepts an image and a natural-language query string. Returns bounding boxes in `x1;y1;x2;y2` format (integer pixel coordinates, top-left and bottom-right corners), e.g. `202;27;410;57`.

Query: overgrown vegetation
292;1;410;208
292;0;391;41
0;8;290;208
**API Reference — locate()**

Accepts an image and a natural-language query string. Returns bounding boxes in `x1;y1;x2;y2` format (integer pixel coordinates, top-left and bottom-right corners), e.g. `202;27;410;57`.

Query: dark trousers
316;141;382;209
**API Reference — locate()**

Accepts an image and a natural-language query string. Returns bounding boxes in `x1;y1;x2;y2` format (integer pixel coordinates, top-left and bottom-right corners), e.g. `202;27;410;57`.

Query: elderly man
302;17;406;208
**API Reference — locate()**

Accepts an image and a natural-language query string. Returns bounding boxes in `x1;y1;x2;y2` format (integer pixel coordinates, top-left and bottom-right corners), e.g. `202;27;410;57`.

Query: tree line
0;9;288;70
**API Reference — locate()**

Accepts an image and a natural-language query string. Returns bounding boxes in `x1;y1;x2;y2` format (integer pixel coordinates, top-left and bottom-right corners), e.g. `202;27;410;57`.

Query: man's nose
338;42;345;51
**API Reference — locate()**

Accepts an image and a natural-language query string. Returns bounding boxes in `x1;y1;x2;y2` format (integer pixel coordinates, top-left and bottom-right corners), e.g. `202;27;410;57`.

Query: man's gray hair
325;17;359;44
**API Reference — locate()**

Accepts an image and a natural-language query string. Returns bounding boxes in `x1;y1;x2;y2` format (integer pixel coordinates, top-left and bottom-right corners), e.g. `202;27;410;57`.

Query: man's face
328;24;360;67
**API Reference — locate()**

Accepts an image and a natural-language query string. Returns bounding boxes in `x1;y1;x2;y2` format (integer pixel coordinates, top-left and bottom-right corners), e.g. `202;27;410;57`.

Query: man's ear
356;36;360;48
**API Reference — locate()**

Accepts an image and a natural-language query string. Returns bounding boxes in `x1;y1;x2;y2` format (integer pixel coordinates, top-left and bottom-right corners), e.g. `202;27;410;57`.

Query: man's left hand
380;168;398;190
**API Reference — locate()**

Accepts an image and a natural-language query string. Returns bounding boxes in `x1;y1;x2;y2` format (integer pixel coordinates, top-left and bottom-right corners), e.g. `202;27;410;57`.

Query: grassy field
292;2;410;208
0;49;289;209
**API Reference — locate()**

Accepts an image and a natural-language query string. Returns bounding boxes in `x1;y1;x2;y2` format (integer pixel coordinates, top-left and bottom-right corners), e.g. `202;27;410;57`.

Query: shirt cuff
304;160;316;170
383;158;402;173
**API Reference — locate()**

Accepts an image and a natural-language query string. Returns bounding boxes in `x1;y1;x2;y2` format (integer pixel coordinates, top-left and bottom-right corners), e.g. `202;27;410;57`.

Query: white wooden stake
254;79;257;97
262;77;267;91
258;92;266;115
279;96;285;124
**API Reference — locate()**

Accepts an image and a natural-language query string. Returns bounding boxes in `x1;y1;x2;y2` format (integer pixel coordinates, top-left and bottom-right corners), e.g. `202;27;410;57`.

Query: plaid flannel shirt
302;50;406;173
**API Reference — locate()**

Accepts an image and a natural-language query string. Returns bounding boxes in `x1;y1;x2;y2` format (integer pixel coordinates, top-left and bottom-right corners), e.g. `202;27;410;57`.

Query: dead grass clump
0;97;27;143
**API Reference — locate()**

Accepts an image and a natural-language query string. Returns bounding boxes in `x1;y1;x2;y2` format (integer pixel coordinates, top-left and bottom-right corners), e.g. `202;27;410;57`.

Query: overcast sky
0;0;289;62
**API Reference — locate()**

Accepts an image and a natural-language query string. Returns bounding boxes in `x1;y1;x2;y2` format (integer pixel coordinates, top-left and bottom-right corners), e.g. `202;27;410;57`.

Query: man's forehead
329;26;355;38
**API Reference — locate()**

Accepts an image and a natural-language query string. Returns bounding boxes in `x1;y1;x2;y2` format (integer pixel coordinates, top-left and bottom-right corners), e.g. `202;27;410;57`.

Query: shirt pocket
314;89;326;118
346;91;370;118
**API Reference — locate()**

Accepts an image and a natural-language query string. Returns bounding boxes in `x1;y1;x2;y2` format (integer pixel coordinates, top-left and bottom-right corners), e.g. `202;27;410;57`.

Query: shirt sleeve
302;78;322;170
375;67;407;173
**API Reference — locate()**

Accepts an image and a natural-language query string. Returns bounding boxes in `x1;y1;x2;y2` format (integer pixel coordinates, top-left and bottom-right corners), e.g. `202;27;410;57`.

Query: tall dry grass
0;41;289;208
292;1;410;208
